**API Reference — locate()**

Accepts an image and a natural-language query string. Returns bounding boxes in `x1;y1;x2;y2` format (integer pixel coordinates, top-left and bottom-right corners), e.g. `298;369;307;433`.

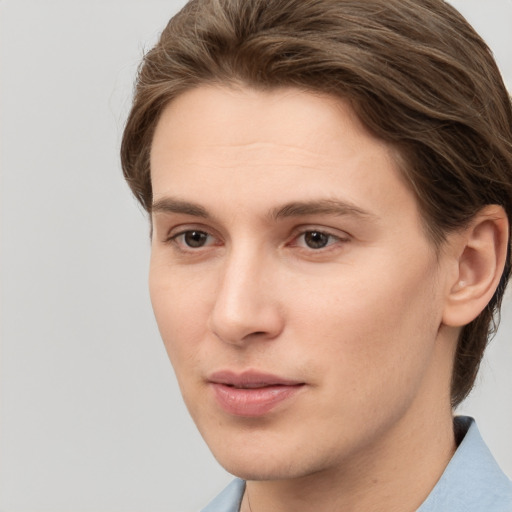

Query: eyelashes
171;230;215;249
165;227;349;254
292;230;345;250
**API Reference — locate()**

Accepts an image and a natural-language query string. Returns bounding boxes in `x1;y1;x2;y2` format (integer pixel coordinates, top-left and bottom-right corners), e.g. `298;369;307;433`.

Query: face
149;85;456;481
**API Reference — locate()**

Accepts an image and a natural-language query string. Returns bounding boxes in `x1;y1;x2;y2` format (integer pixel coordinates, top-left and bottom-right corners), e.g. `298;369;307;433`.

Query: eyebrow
270;199;377;221
151;197;376;221
151;198;210;218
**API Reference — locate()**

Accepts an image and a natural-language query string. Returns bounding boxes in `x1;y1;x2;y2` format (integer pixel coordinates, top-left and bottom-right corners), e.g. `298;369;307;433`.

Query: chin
215;456;309;482
205;432;331;482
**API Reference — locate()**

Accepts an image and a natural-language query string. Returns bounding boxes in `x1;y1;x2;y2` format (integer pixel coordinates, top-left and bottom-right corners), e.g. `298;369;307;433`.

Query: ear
442;205;509;327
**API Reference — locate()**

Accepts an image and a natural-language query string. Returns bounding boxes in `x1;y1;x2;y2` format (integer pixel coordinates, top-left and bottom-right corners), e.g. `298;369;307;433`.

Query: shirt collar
418;416;512;511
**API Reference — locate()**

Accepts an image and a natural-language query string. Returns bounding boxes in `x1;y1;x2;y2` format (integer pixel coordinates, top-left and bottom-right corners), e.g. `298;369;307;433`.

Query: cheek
289;257;441;390
149;262;212;373
286;273;441;443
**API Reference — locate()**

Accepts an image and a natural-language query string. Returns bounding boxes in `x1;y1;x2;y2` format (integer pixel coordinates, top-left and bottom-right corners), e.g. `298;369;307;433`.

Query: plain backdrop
1;1;511;511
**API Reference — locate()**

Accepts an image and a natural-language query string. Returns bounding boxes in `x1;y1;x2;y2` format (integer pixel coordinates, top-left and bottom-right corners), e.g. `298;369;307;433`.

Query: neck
241;403;456;512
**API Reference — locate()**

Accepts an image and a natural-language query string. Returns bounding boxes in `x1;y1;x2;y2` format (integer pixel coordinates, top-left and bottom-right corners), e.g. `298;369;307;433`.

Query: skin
148;85;501;512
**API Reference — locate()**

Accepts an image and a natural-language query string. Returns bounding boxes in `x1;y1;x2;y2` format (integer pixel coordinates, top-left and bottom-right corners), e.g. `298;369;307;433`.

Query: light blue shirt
201;417;512;511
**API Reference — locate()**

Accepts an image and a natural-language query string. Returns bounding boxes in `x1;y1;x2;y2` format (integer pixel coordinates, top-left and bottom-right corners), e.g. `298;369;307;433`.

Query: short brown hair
121;0;512;407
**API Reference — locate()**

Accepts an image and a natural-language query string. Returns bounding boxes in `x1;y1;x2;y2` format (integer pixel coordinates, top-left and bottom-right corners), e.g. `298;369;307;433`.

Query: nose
208;249;284;345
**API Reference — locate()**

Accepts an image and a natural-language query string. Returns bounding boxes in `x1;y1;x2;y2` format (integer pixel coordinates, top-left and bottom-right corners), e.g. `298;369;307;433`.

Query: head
122;0;512;409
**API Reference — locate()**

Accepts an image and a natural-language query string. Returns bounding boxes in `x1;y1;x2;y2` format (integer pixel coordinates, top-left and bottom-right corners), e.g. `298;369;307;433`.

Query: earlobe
442;205;509;327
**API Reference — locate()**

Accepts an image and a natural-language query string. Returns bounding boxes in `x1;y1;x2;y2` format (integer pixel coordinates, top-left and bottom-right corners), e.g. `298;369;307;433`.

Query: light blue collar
418;416;512;511
201;477;245;512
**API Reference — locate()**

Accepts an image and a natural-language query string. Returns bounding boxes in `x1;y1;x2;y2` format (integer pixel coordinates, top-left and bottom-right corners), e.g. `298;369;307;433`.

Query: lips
208;370;305;417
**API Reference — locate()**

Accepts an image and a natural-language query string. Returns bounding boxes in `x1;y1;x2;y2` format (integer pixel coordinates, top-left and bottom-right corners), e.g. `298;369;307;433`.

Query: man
121;0;512;510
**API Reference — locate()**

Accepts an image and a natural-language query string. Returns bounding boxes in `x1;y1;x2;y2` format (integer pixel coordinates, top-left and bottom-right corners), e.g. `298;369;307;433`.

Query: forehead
151;85;386;165
150;85;421;229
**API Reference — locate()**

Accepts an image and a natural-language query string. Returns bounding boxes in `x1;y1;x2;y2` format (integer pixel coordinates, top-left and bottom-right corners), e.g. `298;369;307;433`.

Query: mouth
208;370;305;417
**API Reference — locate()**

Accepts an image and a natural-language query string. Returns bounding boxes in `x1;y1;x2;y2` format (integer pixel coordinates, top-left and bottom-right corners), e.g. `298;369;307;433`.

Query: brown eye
303;231;330;249
183;230;209;248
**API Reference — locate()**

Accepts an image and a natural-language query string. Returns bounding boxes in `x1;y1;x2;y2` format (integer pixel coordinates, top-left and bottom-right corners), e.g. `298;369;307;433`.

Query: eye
292;229;346;250
302;231;331;249
171;230;213;249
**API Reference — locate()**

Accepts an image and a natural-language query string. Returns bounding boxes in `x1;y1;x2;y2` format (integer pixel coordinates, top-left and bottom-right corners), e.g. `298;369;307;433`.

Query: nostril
209;292;284;345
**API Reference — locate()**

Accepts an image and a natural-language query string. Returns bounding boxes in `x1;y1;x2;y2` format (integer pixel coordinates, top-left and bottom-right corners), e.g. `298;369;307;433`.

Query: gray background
0;1;511;511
